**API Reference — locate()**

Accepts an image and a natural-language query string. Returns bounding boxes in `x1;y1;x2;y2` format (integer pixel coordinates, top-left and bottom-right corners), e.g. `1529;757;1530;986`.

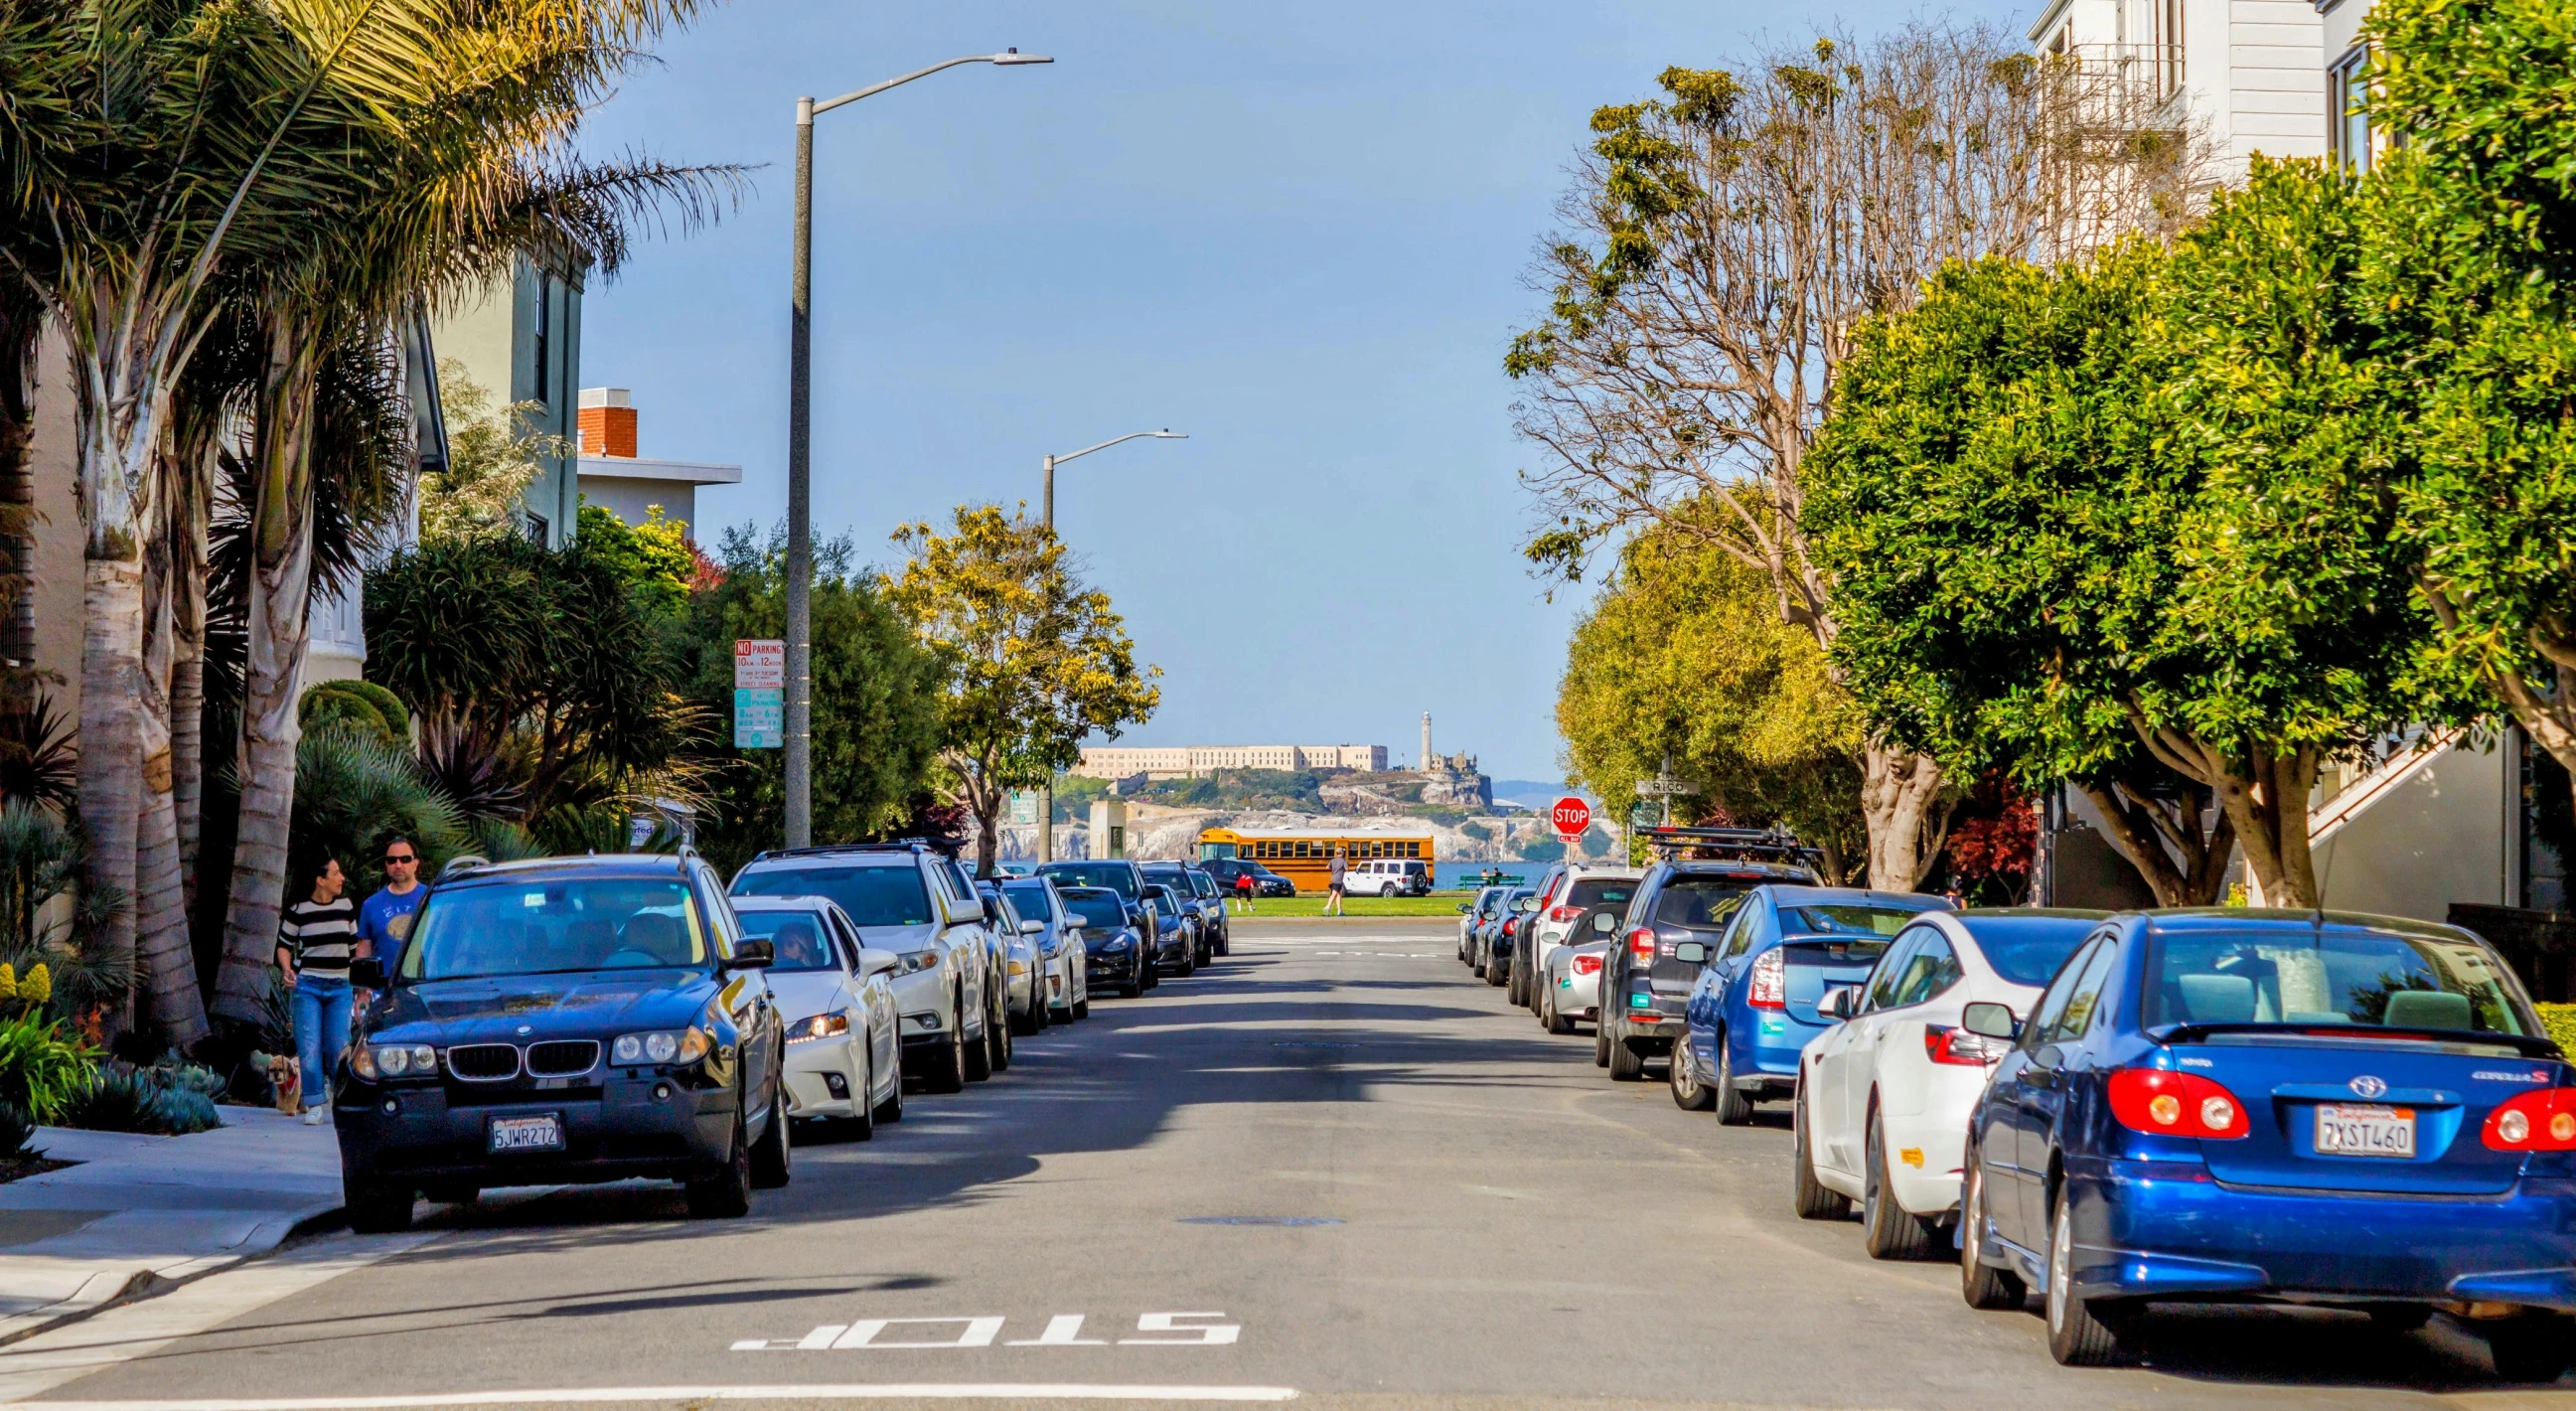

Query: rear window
1567;879;1636;908
1042;863;1138;898
1061;889;1127;931
2144;927;2538;1036
1652;876;1753;928
1000;881;1056;921
1963;917;2097;988
733;863;934;929
1784;905;1917;938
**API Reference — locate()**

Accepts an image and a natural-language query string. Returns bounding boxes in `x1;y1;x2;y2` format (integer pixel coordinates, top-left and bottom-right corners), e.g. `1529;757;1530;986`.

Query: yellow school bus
1196;825;1437;893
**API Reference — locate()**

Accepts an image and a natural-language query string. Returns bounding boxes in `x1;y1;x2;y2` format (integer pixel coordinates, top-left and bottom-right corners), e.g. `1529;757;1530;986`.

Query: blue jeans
292;974;354;1111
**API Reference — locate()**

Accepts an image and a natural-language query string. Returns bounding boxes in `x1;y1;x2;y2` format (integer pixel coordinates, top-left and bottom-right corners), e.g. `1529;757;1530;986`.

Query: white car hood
765;970;849;1023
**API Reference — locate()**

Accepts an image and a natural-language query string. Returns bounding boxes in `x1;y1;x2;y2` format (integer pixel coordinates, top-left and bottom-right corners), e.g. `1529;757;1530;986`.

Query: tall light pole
1036;428;1185;862
785;49;1053;851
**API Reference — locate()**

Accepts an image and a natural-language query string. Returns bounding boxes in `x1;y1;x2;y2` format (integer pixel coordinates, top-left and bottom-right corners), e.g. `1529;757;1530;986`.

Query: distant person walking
1234;870;1255;914
276;856;365;1125
1324;847;1348;916
360;836;426;978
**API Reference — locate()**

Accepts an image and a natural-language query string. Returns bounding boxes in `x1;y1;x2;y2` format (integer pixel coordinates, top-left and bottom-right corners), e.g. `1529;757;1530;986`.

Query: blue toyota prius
1959;908;2576;1377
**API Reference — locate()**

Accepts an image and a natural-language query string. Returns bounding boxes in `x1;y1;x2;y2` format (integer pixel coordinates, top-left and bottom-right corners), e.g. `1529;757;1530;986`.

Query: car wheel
1792;1081;1852;1221
1862;1106;1936;1259
346;1176;416;1233
2046;1188;2129;1366
873;1057;904;1125
686;1110;754;1218
1669;1036;1715;1111
846;1055;876;1142
1472;945;1486;977
922;1011;968;1093
987;994;1012;1073
2485;1316;2572;1382
964;994;995;1082
1711;1035;1752;1125
1485;953;1507;987
1074;999;1091;1019
1594;1020;1611;1068
1381;883;1397;898
1607;1027;1646;1081
1176;943;1196;978
1959;1147;2025;1308
1507;952;1526;1007
749;1091;792;1189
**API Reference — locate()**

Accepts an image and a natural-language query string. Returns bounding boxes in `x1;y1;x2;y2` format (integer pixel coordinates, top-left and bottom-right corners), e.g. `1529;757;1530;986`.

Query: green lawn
1234;895;1474;918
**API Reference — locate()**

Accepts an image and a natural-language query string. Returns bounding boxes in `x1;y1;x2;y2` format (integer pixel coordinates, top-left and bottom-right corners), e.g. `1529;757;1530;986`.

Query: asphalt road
6;920;2569;1410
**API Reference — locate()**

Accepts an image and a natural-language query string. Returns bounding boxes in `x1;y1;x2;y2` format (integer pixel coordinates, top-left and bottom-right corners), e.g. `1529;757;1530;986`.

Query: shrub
0;1098;33;1158
59;1069;222;1136
0;1011;99;1123
2538;1003;2576;1057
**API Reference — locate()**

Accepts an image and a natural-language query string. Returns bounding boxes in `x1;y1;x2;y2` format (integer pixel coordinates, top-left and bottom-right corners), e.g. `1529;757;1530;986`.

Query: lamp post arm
1051;429;1187;467
812;53;1033;116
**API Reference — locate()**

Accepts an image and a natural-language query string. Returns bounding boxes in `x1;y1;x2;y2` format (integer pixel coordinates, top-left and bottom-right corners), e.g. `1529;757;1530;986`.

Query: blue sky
578;0;2029;782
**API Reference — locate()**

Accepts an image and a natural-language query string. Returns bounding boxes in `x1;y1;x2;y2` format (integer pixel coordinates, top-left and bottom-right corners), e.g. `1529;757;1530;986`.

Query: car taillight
1552;905;1583;922
1626;927;1655;960
1572;954;1602;976
2109;1068;2250;1139
1747;949;1785;1010
2483;1089;2576;1151
1922;1023;2008;1066
1502;918;1518;938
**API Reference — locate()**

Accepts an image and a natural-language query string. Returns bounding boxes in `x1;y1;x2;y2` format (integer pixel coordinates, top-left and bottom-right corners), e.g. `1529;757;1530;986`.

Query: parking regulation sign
734;639;785;690
734;640;785;749
1552;796;1591;838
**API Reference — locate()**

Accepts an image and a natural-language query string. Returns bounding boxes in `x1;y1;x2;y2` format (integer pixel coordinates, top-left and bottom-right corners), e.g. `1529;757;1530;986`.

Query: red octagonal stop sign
1552;796;1591;838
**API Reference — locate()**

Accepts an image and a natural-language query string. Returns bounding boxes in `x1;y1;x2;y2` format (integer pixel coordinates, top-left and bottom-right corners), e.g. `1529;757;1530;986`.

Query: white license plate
488;1114;564;1154
2315;1103;2415;1158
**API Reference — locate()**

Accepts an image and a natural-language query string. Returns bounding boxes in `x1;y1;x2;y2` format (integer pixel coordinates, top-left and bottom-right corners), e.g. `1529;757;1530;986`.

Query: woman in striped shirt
276;856;367;1124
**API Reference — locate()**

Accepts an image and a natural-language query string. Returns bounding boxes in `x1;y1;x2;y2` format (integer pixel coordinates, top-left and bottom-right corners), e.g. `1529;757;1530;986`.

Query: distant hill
1489;778;1574;809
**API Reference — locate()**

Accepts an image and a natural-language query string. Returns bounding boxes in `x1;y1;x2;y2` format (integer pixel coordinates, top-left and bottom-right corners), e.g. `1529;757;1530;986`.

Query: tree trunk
2126;705;2319;908
134;495;207;1046
79;558;146;1032
1858;742;1950;890
0;289;38;693
168;422;213;909
2072;777;2237;906
211;324;318;1027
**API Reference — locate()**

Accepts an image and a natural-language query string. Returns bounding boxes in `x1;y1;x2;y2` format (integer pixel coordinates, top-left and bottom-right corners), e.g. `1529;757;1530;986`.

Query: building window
2330;47;2375;173
525;511;549;545
531;272;552;406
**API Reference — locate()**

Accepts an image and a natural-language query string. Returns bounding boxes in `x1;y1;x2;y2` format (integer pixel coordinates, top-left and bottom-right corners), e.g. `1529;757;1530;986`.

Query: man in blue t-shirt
360;837;426;976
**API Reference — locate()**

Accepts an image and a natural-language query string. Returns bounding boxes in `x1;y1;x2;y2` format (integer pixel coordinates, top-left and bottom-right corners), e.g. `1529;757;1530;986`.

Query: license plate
488;1114;564;1154
2315;1103;2415;1158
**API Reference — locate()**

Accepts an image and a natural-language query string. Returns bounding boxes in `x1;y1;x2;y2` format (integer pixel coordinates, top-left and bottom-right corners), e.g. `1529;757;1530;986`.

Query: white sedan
733;896;904;1138
1791;909;2100;1258
1538;935;1612;1034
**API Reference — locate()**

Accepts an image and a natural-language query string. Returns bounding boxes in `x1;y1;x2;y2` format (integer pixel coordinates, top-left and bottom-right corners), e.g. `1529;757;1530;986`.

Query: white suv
1515;865;1643;1013
1345;860;1430;897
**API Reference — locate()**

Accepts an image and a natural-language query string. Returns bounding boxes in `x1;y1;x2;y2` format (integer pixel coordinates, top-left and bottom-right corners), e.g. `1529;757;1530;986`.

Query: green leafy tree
675;526;944;872
884;506;1160;876
424;362;562;542
1559;523;1865;881
578;503;703;619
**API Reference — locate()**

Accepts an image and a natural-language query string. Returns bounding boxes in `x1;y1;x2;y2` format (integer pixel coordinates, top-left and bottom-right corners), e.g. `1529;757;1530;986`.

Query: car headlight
1006;959;1028;976
892;949;941;977
786;1011;851;1044
1100;934;1133;951
614;1030;687;1063
356;1043;438;1079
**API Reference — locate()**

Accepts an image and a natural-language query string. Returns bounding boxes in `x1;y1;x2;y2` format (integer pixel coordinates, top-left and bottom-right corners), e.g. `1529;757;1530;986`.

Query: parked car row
1465;857;2576;1381
329;844;1244;1234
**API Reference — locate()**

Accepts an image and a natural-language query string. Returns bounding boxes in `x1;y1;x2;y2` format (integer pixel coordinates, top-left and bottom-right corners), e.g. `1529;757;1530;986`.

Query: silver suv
731;843;1005;1092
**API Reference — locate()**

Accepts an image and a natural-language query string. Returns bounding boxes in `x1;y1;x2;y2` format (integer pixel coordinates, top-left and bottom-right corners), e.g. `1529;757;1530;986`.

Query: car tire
964;995;994;1082
346;1176;416;1234
986;995;1011;1073
749;1093;792;1189
1074;999;1091;1019
1485;953;1507;988
1594;1021;1611;1068
873;1067;903;1125
922;1013;969;1093
686;1111;754;1218
1862;1106;1937;1260
2485;1316;2572;1382
1669;1036;1716;1111
1607;1028;1646;1081
1381;883;1397;898
1472;946;1486;977
1792;1081;1852;1221
2046;1190;2129;1366
1712;1036;1753;1125
846;1057;876;1142
1959;1148;2025;1309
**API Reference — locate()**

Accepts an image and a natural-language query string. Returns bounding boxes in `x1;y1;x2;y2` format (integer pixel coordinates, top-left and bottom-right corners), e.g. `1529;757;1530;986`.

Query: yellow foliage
19;962;49;1005
0;962;14;1002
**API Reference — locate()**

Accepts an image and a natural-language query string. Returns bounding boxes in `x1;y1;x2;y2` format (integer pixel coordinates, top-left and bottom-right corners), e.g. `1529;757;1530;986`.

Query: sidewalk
0;1108;342;1344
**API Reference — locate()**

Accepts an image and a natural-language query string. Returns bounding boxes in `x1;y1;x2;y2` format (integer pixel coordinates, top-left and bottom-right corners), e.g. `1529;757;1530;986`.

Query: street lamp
784;48;1053;850
1036;428;1186;862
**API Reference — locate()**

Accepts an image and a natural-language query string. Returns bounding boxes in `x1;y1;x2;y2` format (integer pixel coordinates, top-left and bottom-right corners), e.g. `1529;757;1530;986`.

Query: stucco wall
2310;740;2510;922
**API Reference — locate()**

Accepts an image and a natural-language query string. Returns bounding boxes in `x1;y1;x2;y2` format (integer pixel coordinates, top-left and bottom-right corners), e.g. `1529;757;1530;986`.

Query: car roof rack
1637;825;1822;868
748;838;964;864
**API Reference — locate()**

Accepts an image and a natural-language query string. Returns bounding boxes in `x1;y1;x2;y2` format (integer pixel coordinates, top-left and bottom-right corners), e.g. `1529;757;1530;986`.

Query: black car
335;854;788;1232
1059;884;1155;997
1036;860;1162;957
1141;884;1197;976
1142;862;1225;964
1199;858;1294;898
1596;858;1815;1078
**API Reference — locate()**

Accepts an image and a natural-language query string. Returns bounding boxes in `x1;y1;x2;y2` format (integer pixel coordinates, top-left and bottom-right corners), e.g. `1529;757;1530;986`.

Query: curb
0;1202;345;1348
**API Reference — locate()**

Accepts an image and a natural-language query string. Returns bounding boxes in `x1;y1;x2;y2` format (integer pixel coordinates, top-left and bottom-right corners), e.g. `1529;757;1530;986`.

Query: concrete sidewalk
0;1108;341;1344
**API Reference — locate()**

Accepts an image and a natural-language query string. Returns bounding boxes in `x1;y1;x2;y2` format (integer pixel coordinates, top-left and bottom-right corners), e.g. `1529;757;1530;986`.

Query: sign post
734;639;785;751
1552;795;1591;863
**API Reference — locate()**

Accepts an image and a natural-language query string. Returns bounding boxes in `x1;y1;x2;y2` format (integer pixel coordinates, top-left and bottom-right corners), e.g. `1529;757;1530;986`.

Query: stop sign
1551;796;1591;838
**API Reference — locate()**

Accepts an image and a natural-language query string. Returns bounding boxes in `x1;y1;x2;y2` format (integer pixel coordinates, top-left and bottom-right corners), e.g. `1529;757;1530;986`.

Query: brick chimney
577;387;636;458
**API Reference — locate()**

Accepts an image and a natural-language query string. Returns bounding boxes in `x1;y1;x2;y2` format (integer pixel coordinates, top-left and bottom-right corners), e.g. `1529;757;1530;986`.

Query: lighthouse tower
1421;712;1434;772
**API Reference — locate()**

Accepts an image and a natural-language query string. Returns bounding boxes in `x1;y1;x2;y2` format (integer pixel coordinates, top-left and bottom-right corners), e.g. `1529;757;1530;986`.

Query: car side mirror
858;948;901;979
727;938;775;970
1456;903;1471;913
1019;918;1045;935
349;958;385;990
1816;986;1857;1021
1673;941;1709;965
1591;912;1617;934
1962;1001;2019;1040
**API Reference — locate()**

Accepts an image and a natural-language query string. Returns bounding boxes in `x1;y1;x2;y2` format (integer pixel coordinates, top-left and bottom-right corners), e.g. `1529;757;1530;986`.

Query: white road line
7;1384;1301;1407
0;1233;438;1405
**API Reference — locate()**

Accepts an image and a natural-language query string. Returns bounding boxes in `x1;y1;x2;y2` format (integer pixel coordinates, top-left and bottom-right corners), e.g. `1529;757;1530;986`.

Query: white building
1073;743;1390;779
2029;0;2327;188
574;388;740;536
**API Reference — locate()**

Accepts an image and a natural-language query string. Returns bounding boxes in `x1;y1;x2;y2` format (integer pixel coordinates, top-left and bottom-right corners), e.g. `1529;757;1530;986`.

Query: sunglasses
384;854;417;864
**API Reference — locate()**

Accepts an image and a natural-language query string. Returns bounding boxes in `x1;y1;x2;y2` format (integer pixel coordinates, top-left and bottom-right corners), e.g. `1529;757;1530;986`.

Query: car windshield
2144;927;2539;1035
1000;882;1055;922
401;876;704;981
1042;863;1136;898
733;863;934;929
1146;887;1178;916
1784;904;1919;938
1188;873;1217;897
735;910;840;972
1962;917;2096;987
1061;889;1127;931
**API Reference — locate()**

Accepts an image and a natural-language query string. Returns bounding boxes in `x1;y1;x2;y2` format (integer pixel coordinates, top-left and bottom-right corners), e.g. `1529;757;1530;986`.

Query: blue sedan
1959;908;2576;1377
1677;885;1947;1119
